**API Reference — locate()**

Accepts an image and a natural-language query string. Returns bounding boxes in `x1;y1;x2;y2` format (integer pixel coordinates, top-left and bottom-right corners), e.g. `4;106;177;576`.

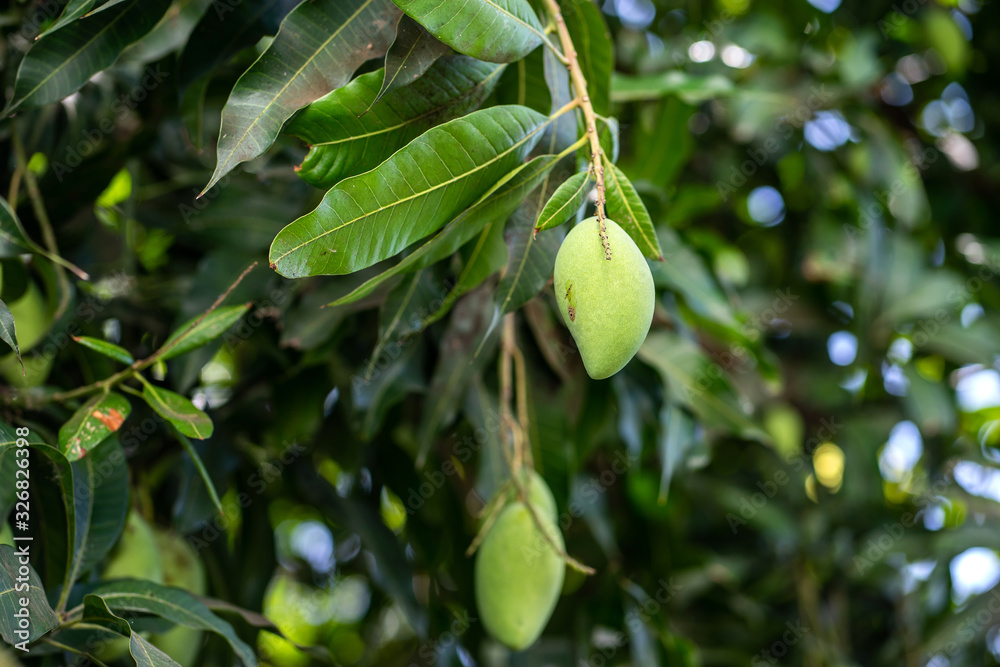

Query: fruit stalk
541;0;612;260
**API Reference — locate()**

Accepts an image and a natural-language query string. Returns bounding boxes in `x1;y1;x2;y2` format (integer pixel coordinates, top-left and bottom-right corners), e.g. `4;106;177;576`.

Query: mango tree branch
541;0;612;260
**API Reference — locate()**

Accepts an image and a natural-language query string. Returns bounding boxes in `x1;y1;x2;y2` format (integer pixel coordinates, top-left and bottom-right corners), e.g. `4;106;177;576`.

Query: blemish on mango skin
564;281;576;322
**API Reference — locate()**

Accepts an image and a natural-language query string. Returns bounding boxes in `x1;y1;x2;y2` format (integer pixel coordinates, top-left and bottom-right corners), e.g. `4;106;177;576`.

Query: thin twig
13;262;258;406
11;127;72;319
145;261;258;365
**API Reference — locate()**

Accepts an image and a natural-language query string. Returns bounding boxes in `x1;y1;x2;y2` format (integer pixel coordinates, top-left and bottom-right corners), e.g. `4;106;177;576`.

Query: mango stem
541;0;612;260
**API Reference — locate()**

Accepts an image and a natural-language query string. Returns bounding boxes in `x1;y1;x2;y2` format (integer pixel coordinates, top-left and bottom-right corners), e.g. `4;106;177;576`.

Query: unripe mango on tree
475;475;565;651
554;217;655;379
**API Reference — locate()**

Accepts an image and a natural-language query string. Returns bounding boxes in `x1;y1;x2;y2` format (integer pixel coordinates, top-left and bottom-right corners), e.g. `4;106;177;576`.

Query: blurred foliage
1;0;1000;665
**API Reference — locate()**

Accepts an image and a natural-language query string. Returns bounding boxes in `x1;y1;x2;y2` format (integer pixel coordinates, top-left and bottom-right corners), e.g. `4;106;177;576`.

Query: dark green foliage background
1;0;1000;665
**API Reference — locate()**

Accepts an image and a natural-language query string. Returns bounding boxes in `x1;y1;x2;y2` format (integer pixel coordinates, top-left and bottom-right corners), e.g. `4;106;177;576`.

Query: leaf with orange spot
58;392;132;461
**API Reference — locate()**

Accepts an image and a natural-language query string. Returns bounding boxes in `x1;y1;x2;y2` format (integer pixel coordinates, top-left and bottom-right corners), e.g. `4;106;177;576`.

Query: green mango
506;470;558;522
103;510;164;582
150;529;207;665
475;502;565;651
553;217;655;379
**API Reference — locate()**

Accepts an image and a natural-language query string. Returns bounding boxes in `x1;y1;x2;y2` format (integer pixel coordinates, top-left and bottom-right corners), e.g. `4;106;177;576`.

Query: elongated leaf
393;0;546;63
603;158;664;260
141;384;214;439
496;140;571;314
562;0;612;116
498;208;563;314
417;283;500;466
4;0;172;113
372;13;451;107
536;170;592;231
328;153;560;306
73;336;134;364
611;71;735;103
649;227;738;329
82;595;182;667
204;0;401;192
421;213;508;328
365;269;437;379
496;44;551;114
632;97;693;186
657;402;697;503
0;545;59;644
355;337;424;438
178;0;302;92
64;438;129;601
0;301;21;373
41;0;110;35
159;304;250;361
0;197;35;258
0;197;89;279
638;332;768;442
58;392;131;461
270;105;549;278
88;581;257;666
288;55;503;189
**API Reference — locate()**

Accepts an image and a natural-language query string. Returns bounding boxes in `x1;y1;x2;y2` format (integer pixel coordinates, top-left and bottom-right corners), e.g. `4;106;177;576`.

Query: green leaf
0;300;22;374
561;0;613;116
287;55;503;189
536;170;593;232
327;153;560;307
611;71;735;103
87;580;257;666
498;207;563;315
603;158;664;260
632;97;694;186
178;0;302;92
0;544;59;644
72;336;134;364
270;105;550;278
4;0;172;113
63;438;130;604
355;341;425;439
496;44;551;114
638;331;768;443
421;210;508;328
393;0;546;63
159;304;250;361
0;196;89;279
203;0;401;193
141;383;214;439
369;270;437;370
82;595;182;666
41;0;110;36
657;401;697;503
496;150;571;314
417;283;500;467
649;227;738;329
0;197;35;258
372;13;451;108
58;391;132;461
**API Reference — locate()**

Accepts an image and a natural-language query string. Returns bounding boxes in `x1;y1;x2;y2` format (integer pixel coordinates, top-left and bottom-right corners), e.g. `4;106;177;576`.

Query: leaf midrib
13;0;138;109
273;114;549;265
605;159;658;254
308;65;503;148
217;0;375;174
